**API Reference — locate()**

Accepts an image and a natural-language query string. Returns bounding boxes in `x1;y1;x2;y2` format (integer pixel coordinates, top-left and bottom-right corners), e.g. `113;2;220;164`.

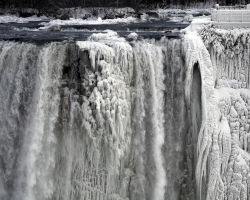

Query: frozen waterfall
0;36;187;200
1;27;250;200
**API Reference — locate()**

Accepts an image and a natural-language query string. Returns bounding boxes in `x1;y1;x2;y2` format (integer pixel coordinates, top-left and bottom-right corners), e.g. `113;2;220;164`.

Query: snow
39;16;137;27
88;30;119;41
215;87;236;100
181;16;211;33
240;148;250;161
0;14;48;23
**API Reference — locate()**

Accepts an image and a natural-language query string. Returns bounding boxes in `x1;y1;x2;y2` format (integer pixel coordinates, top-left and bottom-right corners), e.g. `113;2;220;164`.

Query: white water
132;40;166;200
0;42;67;199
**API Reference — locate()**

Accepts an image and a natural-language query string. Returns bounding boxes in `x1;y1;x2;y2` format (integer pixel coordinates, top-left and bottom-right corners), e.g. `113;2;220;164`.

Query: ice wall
182;26;250;200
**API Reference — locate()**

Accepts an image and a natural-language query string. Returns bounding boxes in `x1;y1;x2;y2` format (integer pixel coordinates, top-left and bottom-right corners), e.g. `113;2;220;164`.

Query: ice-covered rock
127;32;138;40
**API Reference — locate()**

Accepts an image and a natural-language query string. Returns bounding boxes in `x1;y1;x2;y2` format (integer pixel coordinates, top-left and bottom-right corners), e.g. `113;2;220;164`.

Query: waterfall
0;42;67;200
132;40;166;200
1;27;250;200
0;34;189;200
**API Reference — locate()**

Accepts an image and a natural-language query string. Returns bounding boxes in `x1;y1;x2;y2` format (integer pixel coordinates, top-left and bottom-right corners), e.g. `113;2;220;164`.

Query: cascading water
1;26;250;200
0;42;67;200
131;40;167;200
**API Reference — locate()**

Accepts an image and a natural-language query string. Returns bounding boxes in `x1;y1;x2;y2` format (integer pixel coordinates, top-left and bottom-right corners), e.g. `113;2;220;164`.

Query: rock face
1;28;250;200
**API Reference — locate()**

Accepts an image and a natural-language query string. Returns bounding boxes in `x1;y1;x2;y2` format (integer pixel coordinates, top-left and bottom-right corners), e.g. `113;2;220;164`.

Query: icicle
218;116;231;176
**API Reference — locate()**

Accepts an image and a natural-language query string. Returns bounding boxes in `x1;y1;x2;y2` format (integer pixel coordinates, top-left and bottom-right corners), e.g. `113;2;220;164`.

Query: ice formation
183;32;219;200
182;26;250;200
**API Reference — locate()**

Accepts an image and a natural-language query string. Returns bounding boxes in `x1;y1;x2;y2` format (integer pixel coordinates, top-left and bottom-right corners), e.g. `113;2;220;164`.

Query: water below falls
1;28;250;200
